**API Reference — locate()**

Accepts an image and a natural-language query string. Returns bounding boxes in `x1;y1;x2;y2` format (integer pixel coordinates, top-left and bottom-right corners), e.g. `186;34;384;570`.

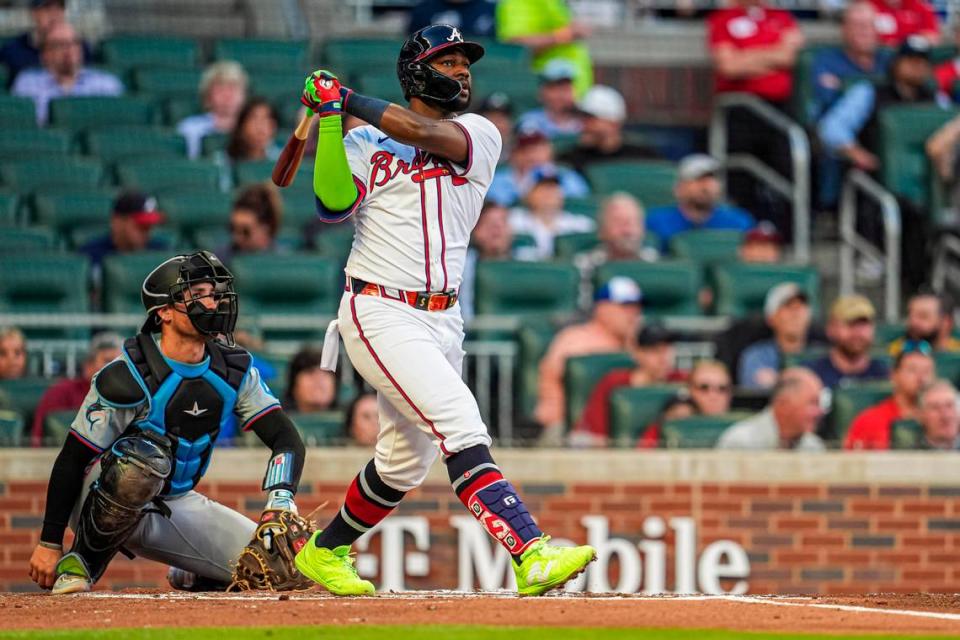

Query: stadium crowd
0;0;959;451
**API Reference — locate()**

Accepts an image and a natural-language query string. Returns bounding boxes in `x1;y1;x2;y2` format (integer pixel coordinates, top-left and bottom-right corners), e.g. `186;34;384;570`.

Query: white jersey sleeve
235;364;282;430
448;113;502;194
69;366;147;452
344;127;373;185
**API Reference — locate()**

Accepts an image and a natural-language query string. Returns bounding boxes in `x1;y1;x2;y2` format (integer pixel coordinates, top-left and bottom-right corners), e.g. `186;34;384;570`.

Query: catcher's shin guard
71;432;172;582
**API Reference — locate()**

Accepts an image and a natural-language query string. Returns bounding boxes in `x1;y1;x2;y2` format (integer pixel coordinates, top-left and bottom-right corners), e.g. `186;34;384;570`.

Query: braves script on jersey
343;113;501;292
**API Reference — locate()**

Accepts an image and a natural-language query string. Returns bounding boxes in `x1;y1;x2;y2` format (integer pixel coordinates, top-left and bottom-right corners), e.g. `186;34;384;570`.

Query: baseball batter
293;24;596;596
28;251;309;594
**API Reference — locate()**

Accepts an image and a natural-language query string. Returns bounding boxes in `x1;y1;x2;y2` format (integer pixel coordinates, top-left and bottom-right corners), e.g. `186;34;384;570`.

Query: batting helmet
397;24;485;106
140;251;239;344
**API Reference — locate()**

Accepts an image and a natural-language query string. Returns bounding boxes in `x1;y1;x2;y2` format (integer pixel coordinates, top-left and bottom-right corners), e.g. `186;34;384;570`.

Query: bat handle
294;112;315;140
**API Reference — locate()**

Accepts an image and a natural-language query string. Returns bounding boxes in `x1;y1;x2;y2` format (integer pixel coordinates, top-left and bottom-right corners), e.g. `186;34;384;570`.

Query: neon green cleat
513;536;597;597
294;531;375;596
51;553;92;595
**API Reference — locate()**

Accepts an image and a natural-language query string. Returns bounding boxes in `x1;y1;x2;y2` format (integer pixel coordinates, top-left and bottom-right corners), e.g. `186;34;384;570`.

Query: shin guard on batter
71;432;172;582
315;459;406;549
447;445;543;561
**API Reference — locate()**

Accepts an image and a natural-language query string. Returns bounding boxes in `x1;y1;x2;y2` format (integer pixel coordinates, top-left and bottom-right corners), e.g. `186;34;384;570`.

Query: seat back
608;385;681;443
85;127;187;163
0;227;58;252
0;158;103;192
34;188;117;246
291;411;346;446
554;231;599;260
475;261;579;317
669;229;744;265
101;251;173;313
43;409;78;446
48;96;156;130
564;352;634;430
214;39;310;72
0;96;39;128
133;67;204;100
890;418;924;450
0;377;55;430
662;413;750;449
712;263;820;317
231;254;340;316
586;161;677;207
102;36;199;71
0;254;89;314
594;260;702;317
117;159;220;193
0;409;24;447
0;128;71;157
158;190;233;243
517;318;558;419
830;382;893;442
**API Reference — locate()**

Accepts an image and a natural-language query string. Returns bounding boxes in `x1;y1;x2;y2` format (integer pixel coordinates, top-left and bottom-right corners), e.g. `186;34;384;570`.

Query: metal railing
709;93;812;264
838;169;902;323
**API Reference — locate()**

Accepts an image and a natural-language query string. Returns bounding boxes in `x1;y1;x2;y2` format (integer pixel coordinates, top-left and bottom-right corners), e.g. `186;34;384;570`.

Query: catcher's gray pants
70;458;256;582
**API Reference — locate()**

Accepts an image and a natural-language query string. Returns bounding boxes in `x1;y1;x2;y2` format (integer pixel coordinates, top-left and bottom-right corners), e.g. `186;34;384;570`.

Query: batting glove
301;70;346;117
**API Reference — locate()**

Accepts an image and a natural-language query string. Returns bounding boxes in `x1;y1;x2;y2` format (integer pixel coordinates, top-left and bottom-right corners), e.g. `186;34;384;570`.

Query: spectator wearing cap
806;295;889;389
574;192;656;309
509;164;595;260
487;123;589;207
888;291;960;356
0;0;92;86
558;85;658;174
31;332;122;447
913;380;960;450
844;340;936;449
708;0;804;105
496;0;593;97
810;2;893;124
178;61;249;159
0;326;27;381
739;221;783;263
738;283;812;390
408;0;497;37
12;20;122;125
868;0;939;47
516;59;584;140
476;92;515;161
535;277;643;439
717;367;827;451
645;154;756;254
574;323;687;446
78;191;167;272
460;201;530;320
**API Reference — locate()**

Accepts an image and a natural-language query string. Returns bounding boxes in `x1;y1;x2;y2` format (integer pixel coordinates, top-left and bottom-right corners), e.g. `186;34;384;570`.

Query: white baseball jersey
342;113;501;292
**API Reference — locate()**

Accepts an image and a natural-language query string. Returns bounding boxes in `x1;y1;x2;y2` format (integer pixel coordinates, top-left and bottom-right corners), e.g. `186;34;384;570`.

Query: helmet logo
447;27;462;42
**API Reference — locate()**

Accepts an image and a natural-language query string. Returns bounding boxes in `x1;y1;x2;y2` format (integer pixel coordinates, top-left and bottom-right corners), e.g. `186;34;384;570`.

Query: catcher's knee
98;432;172;508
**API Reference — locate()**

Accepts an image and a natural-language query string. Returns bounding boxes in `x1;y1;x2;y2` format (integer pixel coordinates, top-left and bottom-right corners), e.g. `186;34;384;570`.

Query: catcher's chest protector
122;334;250;495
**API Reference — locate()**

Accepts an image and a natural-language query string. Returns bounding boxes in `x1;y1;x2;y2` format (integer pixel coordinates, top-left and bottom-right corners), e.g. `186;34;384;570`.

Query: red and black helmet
397;24;485;105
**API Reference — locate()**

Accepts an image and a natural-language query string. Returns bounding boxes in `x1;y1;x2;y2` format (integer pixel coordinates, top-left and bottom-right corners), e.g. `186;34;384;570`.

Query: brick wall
4;477;958;593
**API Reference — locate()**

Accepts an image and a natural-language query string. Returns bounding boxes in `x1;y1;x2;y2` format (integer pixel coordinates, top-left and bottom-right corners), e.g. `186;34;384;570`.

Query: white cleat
51;552;92;595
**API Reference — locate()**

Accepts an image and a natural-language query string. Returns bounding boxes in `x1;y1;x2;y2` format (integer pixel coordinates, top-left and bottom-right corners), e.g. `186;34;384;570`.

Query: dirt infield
1;591;959;635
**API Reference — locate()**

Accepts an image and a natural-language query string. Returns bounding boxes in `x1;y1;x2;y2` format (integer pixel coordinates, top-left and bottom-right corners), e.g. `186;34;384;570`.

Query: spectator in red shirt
843;341;936;450
30;332;122;447
868;0;939;47
572;323;687;446
708;0;805;105
934;24;960;99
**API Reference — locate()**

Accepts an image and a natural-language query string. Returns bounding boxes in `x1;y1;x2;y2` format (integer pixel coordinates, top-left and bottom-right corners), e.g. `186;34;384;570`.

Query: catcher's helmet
397;24;484;106
140;251;238;344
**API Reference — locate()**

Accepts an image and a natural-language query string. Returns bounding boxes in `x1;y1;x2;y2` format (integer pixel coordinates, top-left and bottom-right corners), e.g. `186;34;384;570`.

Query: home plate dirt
1;591;959;635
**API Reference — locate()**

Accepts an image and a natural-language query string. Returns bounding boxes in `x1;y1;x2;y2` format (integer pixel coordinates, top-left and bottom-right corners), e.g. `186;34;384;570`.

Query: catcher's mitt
228;509;318;592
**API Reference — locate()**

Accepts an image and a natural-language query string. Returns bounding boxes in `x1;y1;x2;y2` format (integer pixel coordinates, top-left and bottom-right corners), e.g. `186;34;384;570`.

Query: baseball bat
271;112;315;188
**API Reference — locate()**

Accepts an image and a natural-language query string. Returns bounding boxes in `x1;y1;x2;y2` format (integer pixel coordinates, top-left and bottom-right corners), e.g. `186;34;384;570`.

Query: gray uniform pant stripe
451;462;500;492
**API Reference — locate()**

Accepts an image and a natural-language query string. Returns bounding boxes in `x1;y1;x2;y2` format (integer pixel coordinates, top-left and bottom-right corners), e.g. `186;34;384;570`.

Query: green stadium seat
890;419;924;450
324;39;403;80
475;72;540;112
608;385;681;444
874;322;905;345
158;190;233;243
0;191;19;226
234;159;276;186
43;409;77;447
475;261;579;318
280;186;320;230
877;105;960;208
512;233;536;252
312;224;355;265
163;97;201;126
789;45;844;127
0;96;39;128
0;253;89;312
586;161;677;207
0;227;58;252
101;251;173;312
564;352;634;430
249;70;304;105
133;67;203;100
0;378;55;431
661;413;749;449
594;260;702;317
934;351;960;383
712;263;820;317
85;127;187;164
0;158;103;192
0;64;7;89
192;227;302;254
517;318;558;418
356;74;407;106
33;188;116;246
554;231;598;260
0;409;24;447
0;129;71;157
231;253;340;317
201;133;230;157
214;39;310;72
290;411;345;446
564;196;602;218
101;36;199;71
669;229;744;265
48;96;156;130
117;159;220;193
931;45;958;65
252;351;290;390
830;382;892;442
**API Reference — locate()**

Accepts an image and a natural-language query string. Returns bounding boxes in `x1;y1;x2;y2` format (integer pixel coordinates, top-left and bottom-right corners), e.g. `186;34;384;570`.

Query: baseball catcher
28;251;312;593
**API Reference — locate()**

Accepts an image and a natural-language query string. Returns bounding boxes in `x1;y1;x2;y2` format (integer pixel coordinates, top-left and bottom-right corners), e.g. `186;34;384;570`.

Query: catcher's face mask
170;252;239;345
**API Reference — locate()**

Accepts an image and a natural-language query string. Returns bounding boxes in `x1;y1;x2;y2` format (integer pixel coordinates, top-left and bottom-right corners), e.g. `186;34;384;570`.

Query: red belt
346;277;458;312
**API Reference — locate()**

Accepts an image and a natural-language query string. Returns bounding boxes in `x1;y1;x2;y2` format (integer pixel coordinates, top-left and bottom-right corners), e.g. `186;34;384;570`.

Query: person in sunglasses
220;183;284;265
844;340;936;450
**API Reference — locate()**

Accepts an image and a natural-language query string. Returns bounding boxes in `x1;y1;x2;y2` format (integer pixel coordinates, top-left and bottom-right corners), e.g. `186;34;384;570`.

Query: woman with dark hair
215;97;281;189
282;347;337;414
342;392;378;446
220;183;283;264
